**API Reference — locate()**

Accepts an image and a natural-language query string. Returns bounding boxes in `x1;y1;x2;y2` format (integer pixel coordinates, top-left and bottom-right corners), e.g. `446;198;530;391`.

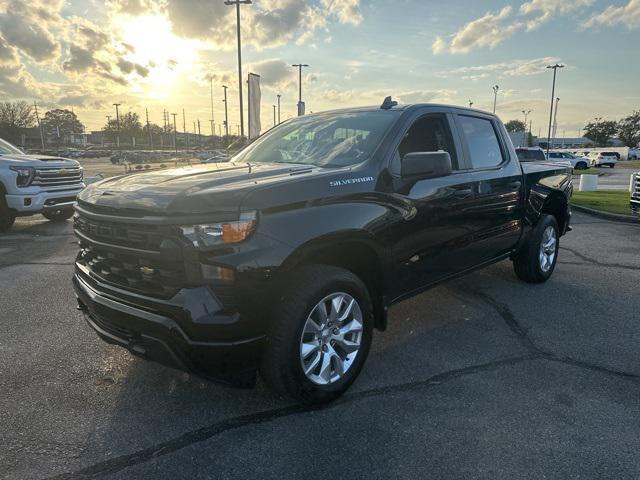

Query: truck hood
0;154;80;168
78;162;331;216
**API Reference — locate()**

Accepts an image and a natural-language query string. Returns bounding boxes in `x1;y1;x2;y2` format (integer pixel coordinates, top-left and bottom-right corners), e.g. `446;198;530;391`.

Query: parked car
73;100;573;405
0;138;84;232
589;151;618;168
515;147;546;161
547;151;590;170
628;148;640;160
631;172;639;215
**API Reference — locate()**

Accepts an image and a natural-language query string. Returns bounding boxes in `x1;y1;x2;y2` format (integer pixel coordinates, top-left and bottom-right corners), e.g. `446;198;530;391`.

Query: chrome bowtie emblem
140;266;155;275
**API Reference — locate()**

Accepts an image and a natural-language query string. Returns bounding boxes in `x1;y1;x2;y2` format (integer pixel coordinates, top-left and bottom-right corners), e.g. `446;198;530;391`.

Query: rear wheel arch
540;192;569;234
281;235;388;331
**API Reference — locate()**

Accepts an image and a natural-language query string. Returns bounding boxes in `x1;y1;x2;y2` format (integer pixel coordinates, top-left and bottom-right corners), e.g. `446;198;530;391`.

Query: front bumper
73;267;265;385
6;186;84;214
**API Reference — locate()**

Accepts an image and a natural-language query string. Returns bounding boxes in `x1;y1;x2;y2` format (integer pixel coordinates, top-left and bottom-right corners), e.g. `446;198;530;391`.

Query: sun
115;14;199;99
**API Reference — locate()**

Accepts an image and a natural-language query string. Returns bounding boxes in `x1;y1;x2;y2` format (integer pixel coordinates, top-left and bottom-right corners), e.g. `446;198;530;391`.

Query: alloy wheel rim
299;292;363;386
539;225;557;273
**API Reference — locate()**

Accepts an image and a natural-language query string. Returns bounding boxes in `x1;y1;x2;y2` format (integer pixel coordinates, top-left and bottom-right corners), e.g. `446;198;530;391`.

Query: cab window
459;116;504;169
391;114;457;175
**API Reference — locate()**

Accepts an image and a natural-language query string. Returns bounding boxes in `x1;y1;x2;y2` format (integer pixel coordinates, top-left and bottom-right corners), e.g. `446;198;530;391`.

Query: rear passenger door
452;112;524;264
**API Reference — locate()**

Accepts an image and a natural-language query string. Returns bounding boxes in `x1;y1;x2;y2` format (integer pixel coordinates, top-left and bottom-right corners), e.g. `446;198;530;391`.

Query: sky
0;0;638;137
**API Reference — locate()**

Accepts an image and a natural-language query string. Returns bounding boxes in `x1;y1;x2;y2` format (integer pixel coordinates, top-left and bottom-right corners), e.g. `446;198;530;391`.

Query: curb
572;204;639;224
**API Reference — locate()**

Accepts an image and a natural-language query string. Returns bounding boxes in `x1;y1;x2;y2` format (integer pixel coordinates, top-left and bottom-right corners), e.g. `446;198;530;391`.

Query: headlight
10;166;35;187
180;211;257;247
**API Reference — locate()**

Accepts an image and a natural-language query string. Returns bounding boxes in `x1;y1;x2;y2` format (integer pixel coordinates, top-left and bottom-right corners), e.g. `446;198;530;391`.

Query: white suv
547;151;590;170
589;152;618;168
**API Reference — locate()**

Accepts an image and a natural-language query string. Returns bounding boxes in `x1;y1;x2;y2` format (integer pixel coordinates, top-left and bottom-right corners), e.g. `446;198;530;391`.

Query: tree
41;109;84;146
505;120;525;133
583;118;618;147
0;101;35;144
617;111;640;147
119;112;143;141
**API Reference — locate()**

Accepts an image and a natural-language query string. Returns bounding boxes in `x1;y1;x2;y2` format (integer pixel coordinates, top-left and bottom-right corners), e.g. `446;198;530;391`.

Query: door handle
507;181;522;189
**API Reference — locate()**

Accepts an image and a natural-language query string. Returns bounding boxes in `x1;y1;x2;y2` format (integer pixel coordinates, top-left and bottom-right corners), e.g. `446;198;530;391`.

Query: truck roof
306;103;497;117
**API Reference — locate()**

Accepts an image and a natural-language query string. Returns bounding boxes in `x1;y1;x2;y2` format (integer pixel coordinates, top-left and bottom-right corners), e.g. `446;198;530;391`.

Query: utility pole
224;0;252;138
492;85;499;114
468;100;474;108
171;113;177;153
145;108;153;148
197;119;201;146
551;97;560;149
33;102;45;150
182;108;187;148
113;103;121;148
277;94;281;124
273;105;276;127
522;110;532;147
292;64;310;116
222;85;229;136
545;63;564;156
210;76;215;136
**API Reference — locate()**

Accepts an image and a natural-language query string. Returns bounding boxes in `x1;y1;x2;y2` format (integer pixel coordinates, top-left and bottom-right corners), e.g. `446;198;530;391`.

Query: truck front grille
77;246;186;297
74;212;187;297
33;166;83;187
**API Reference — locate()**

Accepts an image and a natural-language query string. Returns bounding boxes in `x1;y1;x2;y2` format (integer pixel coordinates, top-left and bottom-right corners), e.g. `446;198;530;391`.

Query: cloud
0;0;61;62
320;0;363;25
247;59;294;87
433;0;595;54
441;57;562;79
584;0;640;30
433;6;522;55
0;35;42;97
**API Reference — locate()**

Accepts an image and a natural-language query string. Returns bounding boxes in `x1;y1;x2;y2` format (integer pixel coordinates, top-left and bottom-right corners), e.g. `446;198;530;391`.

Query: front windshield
0;138;24;155
232;111;399;168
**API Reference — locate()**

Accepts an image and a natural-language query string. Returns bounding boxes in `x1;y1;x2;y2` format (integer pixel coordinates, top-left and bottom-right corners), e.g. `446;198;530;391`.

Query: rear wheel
43;208;74;222
513;214;559;283
260;265;373;405
609;163;615;168
576;161;588;170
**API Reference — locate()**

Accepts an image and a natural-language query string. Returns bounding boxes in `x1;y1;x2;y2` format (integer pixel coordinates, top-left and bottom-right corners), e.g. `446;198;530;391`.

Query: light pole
277;94;281;124
522;110;532;147
222;85;229;137
224;0;252;138
545;63;564;155
113;103;121;148
209;76;215;136
551;97;560;149
292;64;310;116
171;113;177;153
468;100;474;108
492;85;499;114
273;105;276;126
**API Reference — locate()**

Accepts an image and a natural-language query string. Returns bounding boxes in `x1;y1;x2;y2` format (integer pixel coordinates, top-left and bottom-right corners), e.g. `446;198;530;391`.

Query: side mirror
401;151;452;179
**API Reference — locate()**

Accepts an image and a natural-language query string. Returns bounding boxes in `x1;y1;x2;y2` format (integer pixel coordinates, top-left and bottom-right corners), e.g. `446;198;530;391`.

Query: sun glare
116;15;199;99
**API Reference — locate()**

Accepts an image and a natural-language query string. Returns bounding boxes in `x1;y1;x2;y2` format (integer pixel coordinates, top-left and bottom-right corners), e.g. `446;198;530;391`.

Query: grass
618;160;640;169
572;190;632;216
575;168;600;175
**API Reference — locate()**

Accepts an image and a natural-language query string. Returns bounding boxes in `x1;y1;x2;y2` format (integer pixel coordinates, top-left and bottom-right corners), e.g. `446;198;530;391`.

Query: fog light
201;264;235;282
24;198;31;206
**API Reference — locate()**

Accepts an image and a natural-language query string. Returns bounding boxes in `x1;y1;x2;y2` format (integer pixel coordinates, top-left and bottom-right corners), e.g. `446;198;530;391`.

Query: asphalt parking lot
1;212;639;479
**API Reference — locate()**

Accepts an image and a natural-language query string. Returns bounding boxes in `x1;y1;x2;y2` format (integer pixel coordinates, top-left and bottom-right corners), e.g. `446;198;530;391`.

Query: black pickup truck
73;99;572;405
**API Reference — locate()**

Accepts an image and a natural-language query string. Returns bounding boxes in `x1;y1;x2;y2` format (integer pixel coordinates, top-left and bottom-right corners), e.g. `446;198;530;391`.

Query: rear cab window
516;148;546;162
458;115;505;169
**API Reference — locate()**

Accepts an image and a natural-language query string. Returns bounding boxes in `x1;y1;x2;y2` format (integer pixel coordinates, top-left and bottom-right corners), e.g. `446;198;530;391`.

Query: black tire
609;163;615;168
0;195;16;233
260;265;374;405
513;214;559;283
576;162;588;170
42;208;74;222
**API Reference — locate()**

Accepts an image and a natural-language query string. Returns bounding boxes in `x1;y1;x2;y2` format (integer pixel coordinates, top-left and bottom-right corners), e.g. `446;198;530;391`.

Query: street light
522;110;532;147
222;85;229;137
292;64;310;116
224;0;252;138
277;94;281;124
273;105;276;126
468;100;474;108
492;85;499;114
545;64;564;155
113;103;121;148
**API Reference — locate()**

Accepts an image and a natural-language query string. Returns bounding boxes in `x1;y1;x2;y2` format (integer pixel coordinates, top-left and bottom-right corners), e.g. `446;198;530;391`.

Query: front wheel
513;214;559;283
0;195;16;233
260;265;373;405
42;208;74;222
576;162;588;170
